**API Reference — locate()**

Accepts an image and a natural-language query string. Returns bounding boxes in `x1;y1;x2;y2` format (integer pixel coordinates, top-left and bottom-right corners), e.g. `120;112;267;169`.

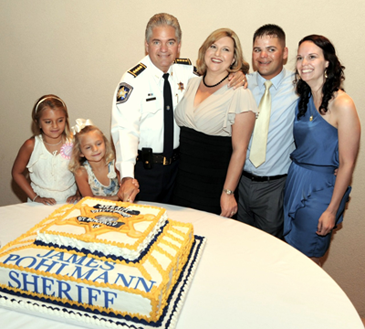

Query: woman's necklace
203;73;229;88
43;137;64;146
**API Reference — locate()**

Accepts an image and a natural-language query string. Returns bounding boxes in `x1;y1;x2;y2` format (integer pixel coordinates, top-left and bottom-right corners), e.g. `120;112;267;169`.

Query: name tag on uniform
146;93;156;102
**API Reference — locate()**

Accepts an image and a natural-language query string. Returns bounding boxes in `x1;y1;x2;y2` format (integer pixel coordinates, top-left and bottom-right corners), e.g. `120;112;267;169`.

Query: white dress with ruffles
27;135;76;202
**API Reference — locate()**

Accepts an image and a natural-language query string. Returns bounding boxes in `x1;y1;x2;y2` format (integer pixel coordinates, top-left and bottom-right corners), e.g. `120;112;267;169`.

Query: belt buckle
163;157;171;165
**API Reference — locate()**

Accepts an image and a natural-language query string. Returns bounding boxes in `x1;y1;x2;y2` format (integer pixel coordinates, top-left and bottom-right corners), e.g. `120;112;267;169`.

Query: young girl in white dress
12;94;79;205
69;119;127;200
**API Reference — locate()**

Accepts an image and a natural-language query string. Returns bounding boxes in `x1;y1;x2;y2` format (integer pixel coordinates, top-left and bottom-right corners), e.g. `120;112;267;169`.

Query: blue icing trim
34;220;169;264
0;236;205;328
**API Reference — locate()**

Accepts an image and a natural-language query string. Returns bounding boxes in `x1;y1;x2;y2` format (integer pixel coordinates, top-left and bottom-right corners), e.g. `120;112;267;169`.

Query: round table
0;201;362;329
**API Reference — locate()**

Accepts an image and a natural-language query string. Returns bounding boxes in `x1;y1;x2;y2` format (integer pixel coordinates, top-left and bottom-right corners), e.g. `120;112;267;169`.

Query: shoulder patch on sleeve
174;58;192;65
116;82;133;104
127;63;147;77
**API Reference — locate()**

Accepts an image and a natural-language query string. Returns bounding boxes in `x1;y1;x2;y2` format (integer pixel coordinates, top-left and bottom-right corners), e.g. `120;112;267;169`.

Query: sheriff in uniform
111;56;194;203
111;13;195;203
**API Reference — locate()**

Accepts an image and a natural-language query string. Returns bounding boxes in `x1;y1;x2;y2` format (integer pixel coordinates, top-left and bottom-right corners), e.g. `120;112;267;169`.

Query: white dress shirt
111;55;194;179
244;68;298;176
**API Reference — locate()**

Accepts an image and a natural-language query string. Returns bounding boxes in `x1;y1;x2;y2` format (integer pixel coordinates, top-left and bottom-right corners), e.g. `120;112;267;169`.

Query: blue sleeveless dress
283;97;351;257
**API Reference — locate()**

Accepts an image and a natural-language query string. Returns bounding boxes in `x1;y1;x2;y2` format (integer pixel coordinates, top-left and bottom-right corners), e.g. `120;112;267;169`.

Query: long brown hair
295;34;345;118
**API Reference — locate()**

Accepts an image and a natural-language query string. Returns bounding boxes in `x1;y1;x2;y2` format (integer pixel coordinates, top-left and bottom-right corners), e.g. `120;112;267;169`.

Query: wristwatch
223;189;234;195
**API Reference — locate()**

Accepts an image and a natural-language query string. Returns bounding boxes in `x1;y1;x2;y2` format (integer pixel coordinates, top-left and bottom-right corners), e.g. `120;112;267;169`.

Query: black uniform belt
242;170;287;182
137;148;179;166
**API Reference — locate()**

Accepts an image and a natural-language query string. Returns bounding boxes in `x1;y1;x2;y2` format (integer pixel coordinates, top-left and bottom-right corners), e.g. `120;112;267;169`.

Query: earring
324;70;328;79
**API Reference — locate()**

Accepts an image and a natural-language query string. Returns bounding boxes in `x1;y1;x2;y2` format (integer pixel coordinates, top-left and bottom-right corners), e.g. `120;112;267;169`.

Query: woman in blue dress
284;35;361;265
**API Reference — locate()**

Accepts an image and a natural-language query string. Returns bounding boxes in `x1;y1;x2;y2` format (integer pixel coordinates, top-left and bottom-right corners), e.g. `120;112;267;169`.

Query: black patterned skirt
172;126;232;215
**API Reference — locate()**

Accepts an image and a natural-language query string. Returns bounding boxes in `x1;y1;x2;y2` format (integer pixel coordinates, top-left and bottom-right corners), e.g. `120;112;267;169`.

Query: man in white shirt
111;13;194;203
237;24;298;238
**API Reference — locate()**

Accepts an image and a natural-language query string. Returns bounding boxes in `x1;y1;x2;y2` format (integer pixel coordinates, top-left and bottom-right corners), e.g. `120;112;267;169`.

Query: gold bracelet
223;189;234;195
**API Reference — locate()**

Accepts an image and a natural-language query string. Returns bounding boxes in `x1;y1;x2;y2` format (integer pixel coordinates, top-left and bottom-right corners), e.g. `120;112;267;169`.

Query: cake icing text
3;251;156;292
7;271;119;308
91;204;140;217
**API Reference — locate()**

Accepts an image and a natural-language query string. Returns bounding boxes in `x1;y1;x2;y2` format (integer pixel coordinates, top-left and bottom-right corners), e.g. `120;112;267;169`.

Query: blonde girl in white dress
12;94;79;204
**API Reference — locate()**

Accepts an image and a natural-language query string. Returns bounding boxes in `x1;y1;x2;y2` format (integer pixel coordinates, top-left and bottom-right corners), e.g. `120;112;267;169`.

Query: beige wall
1;0;364;318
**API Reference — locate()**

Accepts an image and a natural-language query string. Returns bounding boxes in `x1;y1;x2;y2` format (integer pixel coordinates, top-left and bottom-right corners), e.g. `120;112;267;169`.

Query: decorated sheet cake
0;197;206;329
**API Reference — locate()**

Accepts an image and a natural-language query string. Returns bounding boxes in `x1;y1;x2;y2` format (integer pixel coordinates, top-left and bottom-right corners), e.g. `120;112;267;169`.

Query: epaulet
128;63;147;77
174;58;192;65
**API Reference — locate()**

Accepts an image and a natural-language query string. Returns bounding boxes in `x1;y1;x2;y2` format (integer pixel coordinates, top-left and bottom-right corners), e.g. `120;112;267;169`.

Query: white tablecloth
0;202;362;329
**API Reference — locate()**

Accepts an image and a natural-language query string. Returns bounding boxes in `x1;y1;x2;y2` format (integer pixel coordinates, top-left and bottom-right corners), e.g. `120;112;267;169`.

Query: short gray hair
145;13;182;43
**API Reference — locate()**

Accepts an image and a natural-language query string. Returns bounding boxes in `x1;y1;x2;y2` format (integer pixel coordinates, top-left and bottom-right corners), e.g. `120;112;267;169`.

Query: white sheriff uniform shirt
111;55;195;179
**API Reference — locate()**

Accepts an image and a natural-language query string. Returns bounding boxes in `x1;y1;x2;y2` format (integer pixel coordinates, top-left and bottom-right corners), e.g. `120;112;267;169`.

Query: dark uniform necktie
163;73;173;158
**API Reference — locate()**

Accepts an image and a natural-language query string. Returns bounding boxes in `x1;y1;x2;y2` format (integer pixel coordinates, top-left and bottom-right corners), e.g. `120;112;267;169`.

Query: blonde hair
69;125;115;173
31;94;71;137
196;28;249;76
